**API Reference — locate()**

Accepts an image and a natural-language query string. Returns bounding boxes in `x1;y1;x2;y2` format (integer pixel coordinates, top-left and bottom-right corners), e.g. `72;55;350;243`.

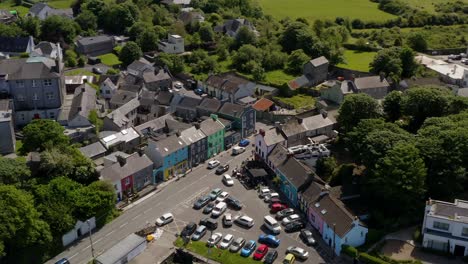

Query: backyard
257;0;395;23
0;0;29;16
337;50;376;72
64;69;96;76
97;53;122;67
274;94;316;109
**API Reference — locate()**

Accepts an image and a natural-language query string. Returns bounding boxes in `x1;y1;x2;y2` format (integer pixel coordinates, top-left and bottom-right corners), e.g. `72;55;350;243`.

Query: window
462;227;468;237
106;90;110;94
43;79;52;86
259;141;261;146
20;113;25;121
46;92;54;100
125;177;130;185
33;93;39;100
17;94;24;101
32;80;37;87
433;221;449;231
16;80;24;87
49;112;55;118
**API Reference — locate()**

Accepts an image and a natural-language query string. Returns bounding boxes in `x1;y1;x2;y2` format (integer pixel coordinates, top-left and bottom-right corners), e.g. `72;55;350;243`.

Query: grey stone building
179;126;207;167
175;96;201;121
76;36;115;56
217;102;256;138
196;97;221;118
0;99;15;154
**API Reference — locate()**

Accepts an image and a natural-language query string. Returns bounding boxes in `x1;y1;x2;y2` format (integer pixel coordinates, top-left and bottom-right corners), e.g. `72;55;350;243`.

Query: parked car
286;246;309;260
193;195;211;209
207;232;223;247
269;197;281;205
259;187;270;198
284;221;305;233
225;196;243;210
194;88;204;95
240;240;256;257
156;213;174;226
92;67;103;74
229;237;246;252
191;225;207;241
239;139;250;147
283;253;296;264
212;202;227;218
234;215;255;228
264;250;278;264
203;202;216;214
258;234;281;247
276;208;295;220
54;258;70;264
222;174;234;186
199;218;218;230
271;202;288;213
253;244;269;260
219;234;234;249
207;159;220;169
282;214;301;225
232;146;246;155
208;188;222;200
181;222;197;237
299;229;316;246
223;213;233;227
215;164;229;174
215;191;229;203
173;81;183;89
264;192;279;203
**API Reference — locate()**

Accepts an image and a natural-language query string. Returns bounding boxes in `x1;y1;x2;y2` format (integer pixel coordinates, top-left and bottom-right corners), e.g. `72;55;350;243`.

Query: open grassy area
337;50;376;72
274;94;316;109
174;238;259;264
98;53;121;67
404;0;468;14
0;0;30;16
258;0;395;23
65;69;97;76
47;0;74;9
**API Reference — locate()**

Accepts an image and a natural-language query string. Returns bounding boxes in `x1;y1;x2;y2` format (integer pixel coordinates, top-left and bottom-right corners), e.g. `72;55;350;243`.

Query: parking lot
157;163;329;264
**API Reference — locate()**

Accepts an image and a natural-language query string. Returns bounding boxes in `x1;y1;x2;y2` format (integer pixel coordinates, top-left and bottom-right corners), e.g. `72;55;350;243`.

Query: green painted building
199;114;225;158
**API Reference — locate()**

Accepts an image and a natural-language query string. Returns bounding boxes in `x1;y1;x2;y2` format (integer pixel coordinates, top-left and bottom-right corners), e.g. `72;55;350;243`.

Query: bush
412;228;422;243
342;245;359;258
366;229;386;245
359;253;390;264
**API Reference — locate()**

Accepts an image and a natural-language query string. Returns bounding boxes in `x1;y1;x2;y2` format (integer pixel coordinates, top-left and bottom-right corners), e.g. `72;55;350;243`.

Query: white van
212;202;227;217
232;146;246;155
264;215;281;234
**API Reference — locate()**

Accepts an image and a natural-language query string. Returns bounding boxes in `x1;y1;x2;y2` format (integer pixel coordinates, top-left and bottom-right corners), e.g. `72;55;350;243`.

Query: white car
282;214;301;225
219;234;234;249
207;160;220;169
259;187;270;198
264;192;279;202
234;215;255;228
286;246;309;259
207;232;223;247
156;213;174;226
216;191;229;203
222;174;234;186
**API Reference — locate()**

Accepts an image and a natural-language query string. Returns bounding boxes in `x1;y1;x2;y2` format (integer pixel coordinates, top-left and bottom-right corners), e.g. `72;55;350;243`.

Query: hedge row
359;253;390;264
342;245;359;258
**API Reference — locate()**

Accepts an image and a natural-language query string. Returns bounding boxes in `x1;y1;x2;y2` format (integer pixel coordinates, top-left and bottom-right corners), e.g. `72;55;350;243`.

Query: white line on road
131;214;141;220
144;208;151;214
82;245;90;251
104;230;114;237
94;237;103;244
119;222;128;228
68;253;78;260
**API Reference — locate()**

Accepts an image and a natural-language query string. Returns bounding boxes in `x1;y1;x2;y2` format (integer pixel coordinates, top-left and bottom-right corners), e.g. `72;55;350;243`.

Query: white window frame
16;80;24;87
33;93;39;101
43;79;52;86
46;92;54;100
17;94;25;101
32;80;37;87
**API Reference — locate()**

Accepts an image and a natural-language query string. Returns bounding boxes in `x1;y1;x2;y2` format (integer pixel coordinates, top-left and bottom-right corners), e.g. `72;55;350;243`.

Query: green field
257;0;396;23
274;94;316;109
0;0;30;16
404;0;468;14
98;53;122;67
337;50;376;72
47;0;74;9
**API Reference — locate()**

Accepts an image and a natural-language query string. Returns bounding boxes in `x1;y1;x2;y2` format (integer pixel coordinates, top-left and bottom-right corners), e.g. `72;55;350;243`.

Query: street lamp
87;220;95;259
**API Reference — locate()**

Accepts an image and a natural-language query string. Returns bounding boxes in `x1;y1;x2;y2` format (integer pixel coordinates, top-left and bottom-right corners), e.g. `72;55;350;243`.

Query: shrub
342;245;359;258
366;229;386;245
412;228;422;243
359;253;390;264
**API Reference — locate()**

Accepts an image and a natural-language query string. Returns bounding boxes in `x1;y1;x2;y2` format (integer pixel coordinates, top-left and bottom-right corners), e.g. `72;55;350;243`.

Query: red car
253;244;269;260
271;203;288;213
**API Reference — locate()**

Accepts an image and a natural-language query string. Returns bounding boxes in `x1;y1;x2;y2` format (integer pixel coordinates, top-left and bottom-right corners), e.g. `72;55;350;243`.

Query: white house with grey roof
67;83;97;127
289;56;329;90
205;73;255;103
103;97;140;131
27;3;73;20
31;41;63;60
127;58;154;77
100;127;141;153
422;199;468;256
158;34;184;54
255;126;286;162
100;77;118;99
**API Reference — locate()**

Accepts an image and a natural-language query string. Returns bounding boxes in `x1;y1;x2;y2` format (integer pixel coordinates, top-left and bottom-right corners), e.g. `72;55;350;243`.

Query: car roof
285;253;295;260
235;237;244;242
241;215;253;221
224;234;233;239
197;225;206;230
212;188;221;192
162;213;173;218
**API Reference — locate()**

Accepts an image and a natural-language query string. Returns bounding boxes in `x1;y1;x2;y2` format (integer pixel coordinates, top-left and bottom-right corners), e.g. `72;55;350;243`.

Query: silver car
229;237;246;252
207;232;223;247
286;246;309;260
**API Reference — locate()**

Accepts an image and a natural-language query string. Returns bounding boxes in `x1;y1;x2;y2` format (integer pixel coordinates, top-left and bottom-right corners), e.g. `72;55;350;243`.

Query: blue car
240;240;257;257
239;139;250;147
194;88;204;95
258;234;281;247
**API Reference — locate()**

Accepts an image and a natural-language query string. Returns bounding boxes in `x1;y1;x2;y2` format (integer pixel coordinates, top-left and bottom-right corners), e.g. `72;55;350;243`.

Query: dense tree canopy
337;93;381;132
40;15;77;44
370;46;418;81
0;157;31;186
119;41;143;66
21;119;70;154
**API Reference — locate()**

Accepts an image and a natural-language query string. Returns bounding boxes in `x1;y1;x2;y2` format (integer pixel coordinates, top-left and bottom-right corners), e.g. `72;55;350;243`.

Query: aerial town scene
0;0;467;263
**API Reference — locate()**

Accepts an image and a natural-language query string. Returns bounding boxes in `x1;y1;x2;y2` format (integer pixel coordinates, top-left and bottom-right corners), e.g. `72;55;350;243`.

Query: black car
215;164;229;175
284;221;305;233
275;208;295;220
193;195;211;209
225;196;243;210
300;229;316;246
199;218;218;230
263;250;278;264
181;222;197;237
203;202;215;214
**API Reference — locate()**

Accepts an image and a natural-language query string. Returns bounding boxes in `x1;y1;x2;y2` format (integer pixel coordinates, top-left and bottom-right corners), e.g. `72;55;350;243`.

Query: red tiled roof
252;98;274;111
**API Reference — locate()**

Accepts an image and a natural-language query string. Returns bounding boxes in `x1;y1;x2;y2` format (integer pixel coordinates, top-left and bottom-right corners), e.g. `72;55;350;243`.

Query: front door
454;245;465;256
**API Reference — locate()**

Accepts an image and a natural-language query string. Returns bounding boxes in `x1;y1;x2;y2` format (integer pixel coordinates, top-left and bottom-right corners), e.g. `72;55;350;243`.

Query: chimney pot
116;155;126;166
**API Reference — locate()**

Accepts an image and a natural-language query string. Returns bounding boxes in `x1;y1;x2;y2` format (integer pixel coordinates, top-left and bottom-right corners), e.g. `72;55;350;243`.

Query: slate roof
263;127;286;146
151;134;186;157
156;91;173;105
119;84;141;93
288;75;310;90
165;118;191;132
199;116;224;136
0;36;31;53
77;35;113;46
280;119;306;138
177;96;201;109
97;74;120;86
68;83;96;121
143;68;171;83
178;10;204;25
33;41;56;56
309;56;329;67
127;58;153;73
277;156;312;188
135;114;174;135
218;102;245;118
197;97;221;113
110;90;137;107
268;144;288;169
100;152;152;182
28;2;48;15
354;76;390;90
301;114;334;131
0;57;60;80
79;141;107;159
139;89;156;107
215;18;256;37
252;98;274;111
106;98;140;128
101;78;117;90
179;126;206;145
206;73;250;94
314;194;359;237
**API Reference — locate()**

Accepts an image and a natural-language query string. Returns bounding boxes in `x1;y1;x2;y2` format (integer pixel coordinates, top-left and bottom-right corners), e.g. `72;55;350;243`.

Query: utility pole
87;220;95;258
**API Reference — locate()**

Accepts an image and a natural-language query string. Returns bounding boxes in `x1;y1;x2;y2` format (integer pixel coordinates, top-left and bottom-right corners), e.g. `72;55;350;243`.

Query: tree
0;23;26;37
231;44;263;72
251;62;266;82
279;21;316;53
65;49;78;67
366;143;426;218
74;181;116;223
102;4;137;33
0;157;31;186
234;26;257;48
88;109;103;133
262;49;287;71
75;10;98;32
400;46;418;78
383;91;403;121
286;49;309;74
137;29;159;52
337;94;381;132
127;21;149;41
315;157;337;182
40;15;77;44
369;47;402;81
406;32;427;52
21;119;70;153
119;41;142;66
18;17;41;38
0;185;52;258
199;23;214;42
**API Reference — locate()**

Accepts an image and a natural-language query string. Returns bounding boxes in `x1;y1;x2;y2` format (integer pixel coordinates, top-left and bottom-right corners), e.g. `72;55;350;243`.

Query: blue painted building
275;156;313;207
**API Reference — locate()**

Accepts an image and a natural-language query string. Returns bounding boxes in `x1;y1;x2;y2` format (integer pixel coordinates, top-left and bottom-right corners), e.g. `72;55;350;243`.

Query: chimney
116;155;127;167
54;56;62;73
259;129;265;137
379;72;385;82
194;122;200;129
321;110;328;118
297;118;303;124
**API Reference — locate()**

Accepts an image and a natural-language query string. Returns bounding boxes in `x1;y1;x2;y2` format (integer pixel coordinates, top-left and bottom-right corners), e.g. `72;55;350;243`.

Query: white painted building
422;199;468;257
158;34;184;54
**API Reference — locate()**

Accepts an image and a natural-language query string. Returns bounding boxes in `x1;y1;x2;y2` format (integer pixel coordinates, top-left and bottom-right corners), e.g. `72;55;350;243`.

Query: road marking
69;253;78;260
104;231;114;237
119;222;128;228
82;245;90;251
144;208;151;214
131;214;140;220
94;237;103;244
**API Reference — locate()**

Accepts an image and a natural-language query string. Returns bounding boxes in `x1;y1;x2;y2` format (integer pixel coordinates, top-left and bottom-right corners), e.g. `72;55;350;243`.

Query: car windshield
244;242;253;249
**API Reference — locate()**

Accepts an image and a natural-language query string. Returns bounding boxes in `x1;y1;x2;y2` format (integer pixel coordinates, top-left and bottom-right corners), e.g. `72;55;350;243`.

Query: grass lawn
15;140;23;155
0;0;30;16
274;94;316;109
404;0;468;14
337;50;376;72
174;238;259;264
47;0;74;9
65;69;97;76
258;0;395;23
98;53;122;67
264;70;295;87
